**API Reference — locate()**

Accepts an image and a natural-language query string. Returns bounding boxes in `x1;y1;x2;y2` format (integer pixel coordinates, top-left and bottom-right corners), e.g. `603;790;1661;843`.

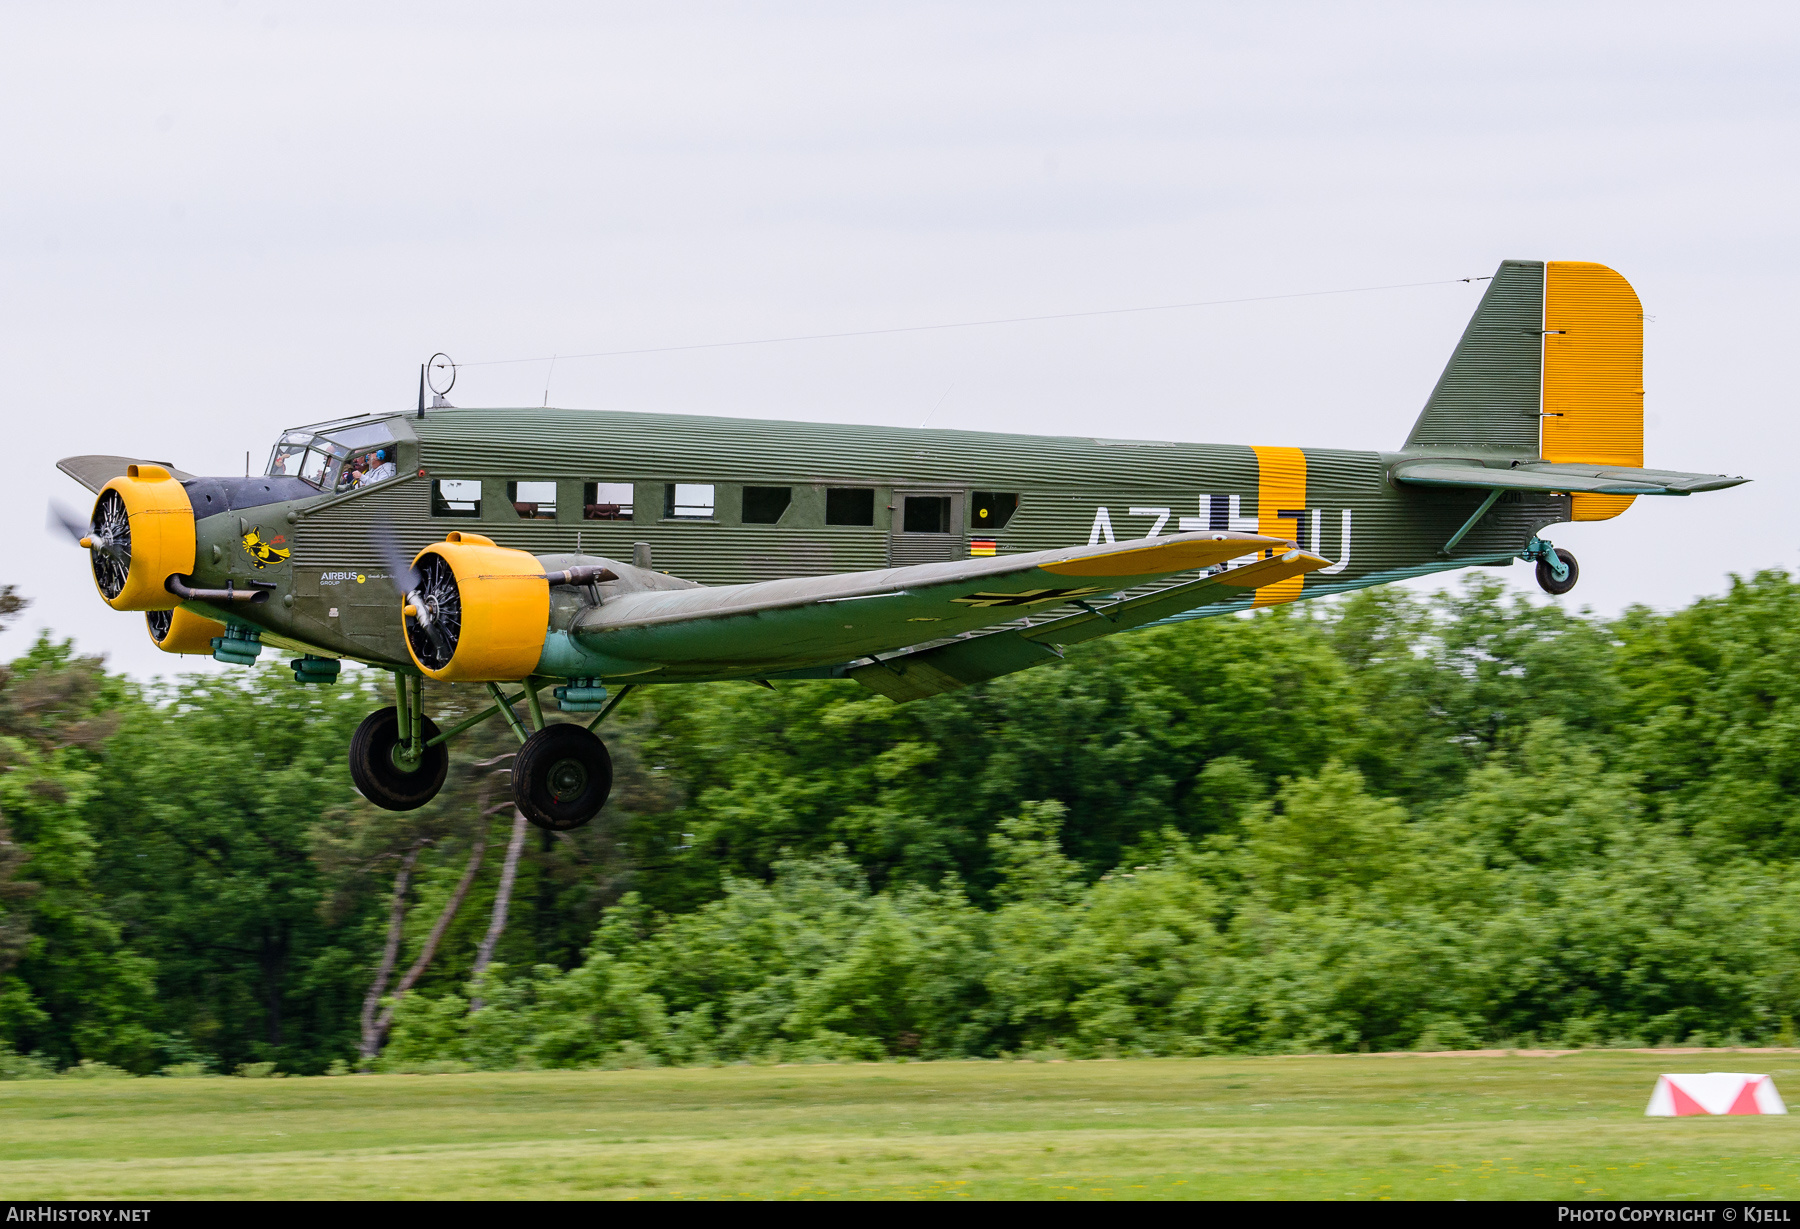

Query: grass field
2;1051;1797;1200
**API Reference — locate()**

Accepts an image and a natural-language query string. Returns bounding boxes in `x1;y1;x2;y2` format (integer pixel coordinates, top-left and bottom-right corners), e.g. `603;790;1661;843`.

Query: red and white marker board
1646;1073;1787;1116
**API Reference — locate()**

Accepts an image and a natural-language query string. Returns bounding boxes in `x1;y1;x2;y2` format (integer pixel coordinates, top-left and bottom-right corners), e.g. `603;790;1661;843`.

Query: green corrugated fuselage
179;406;1569;672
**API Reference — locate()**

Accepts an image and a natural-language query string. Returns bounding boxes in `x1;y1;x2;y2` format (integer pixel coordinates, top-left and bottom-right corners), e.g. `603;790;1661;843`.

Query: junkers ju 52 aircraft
54;260;1744;832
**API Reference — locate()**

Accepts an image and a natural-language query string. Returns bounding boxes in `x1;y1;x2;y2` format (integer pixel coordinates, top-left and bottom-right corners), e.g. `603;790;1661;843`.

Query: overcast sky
4;1;1794;677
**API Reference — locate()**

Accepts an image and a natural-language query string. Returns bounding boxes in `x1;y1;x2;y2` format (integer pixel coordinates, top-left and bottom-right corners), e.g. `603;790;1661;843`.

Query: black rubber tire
513;724;613;831
1536;547;1579;596
349;706;449;811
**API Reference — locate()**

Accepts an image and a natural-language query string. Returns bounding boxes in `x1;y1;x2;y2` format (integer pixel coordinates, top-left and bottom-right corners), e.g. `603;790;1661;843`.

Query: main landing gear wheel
513;724;613;832
1535;547;1579;596
349;706;449;811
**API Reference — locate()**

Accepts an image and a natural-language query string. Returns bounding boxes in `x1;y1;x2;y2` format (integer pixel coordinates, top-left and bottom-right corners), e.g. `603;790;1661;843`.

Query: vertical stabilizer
1403;259;1545;455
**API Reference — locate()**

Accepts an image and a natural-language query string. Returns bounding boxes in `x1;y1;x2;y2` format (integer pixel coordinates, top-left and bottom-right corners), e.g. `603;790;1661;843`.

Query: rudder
1543;261;1643;521
1404;259;1645;522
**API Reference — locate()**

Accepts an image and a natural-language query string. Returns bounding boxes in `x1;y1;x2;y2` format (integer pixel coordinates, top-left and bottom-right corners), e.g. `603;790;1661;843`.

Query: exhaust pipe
166;575;274;604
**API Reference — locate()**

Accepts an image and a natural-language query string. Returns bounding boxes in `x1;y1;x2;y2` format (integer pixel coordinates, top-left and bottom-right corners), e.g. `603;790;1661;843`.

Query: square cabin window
903;495;951;534
742;486;792;525
664;483;716;520
431;479;481;518
509;481;557;520
584;482;634;520
826;487;875;526
971;491;1019;531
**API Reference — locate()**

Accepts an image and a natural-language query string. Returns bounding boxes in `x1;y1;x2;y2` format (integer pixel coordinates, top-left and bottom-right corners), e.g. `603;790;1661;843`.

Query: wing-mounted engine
89;464;196;611
403;532;551;681
401;532;625;681
147;607;226;654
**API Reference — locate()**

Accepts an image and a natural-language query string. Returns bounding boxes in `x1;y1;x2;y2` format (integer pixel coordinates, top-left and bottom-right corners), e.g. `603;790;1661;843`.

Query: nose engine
86;464;197;611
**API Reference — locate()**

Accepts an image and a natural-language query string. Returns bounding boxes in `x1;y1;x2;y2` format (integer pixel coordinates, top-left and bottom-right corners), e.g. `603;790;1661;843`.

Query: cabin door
889;488;965;566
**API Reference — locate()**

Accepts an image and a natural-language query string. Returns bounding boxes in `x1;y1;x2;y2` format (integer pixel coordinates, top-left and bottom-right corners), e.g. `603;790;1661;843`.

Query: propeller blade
47;499;90;545
371;523;421;595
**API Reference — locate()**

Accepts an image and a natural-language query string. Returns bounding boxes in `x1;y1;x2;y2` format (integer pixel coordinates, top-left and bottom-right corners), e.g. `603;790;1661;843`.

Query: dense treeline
3;568;1800;1074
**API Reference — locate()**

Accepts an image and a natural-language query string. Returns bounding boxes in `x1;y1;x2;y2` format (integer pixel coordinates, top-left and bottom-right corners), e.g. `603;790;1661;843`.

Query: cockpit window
269;442;310;478
335;448;399;493
268;438;333;487
268;421;400;491
299;448;330;486
320;422;398;452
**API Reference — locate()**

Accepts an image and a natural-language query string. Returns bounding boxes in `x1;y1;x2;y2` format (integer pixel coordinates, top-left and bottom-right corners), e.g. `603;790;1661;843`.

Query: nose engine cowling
88;464;197;611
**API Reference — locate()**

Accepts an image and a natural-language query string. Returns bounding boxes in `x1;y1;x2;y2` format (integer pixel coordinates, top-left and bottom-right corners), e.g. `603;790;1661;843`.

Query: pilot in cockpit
358;449;397;486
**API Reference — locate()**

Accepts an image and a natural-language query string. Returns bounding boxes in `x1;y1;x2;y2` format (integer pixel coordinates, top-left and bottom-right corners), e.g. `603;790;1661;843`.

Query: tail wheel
513;724;613;831
1536;547;1579;596
349;706;449;811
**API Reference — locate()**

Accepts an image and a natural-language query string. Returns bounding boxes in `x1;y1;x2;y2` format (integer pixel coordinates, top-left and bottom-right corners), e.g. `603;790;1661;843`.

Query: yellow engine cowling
404;531;549;682
147;607;226;654
93;464;196;611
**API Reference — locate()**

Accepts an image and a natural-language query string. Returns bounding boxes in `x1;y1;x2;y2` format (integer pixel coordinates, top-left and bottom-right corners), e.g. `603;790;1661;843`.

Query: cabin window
742;486;791;525
664;483;716;520
902;495;951;533
584;482;634;520
431;479;482;518
508;481;557;520
971;491;1019;531
825;487;875;526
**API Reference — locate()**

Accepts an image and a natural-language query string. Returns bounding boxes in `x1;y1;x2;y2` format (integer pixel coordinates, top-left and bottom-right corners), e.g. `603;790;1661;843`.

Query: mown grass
2;1051;1797;1200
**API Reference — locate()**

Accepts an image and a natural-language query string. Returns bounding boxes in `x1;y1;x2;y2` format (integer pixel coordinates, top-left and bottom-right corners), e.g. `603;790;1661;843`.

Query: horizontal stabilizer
1392;458;1747;497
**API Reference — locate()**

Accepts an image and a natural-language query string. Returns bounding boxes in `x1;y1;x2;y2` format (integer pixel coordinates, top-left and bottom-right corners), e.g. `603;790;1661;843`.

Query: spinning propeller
373;523;452;662
48;497;126;573
46;499;91;547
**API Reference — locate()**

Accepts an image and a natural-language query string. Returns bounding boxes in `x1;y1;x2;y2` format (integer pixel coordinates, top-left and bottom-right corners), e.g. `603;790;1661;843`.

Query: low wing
1393;458;1747;496
847;549;1320;702
57;455;198;493
570;530;1329;680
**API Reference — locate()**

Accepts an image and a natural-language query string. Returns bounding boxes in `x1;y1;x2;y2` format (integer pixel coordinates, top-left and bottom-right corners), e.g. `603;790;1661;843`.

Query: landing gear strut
347;672;619;828
1521;536;1579;596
